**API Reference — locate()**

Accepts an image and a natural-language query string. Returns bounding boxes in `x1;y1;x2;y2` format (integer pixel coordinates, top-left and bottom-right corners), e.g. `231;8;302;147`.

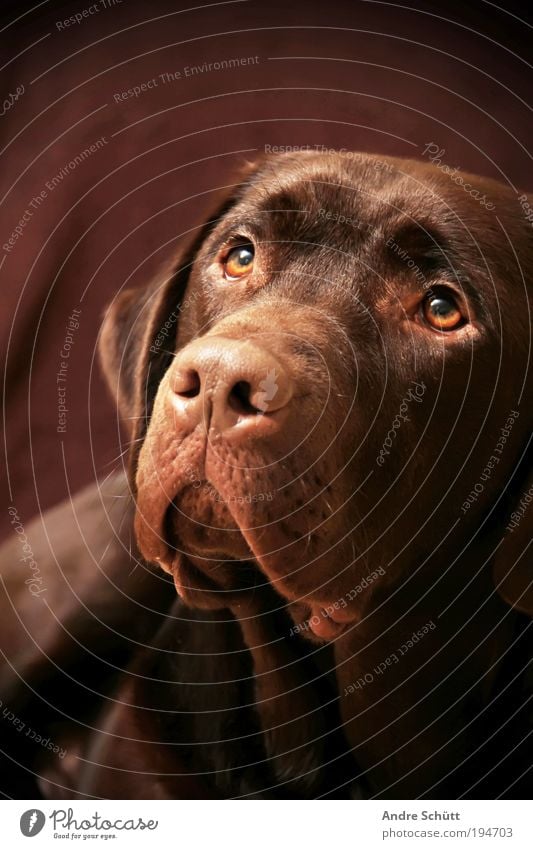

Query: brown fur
1;152;531;798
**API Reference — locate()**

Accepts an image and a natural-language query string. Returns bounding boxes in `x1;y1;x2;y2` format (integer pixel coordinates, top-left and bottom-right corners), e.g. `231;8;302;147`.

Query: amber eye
223;244;254;279
422;290;465;331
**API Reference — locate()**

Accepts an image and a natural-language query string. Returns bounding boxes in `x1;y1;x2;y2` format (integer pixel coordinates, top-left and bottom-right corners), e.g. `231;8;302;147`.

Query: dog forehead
244;152;399;211
230;153;458;246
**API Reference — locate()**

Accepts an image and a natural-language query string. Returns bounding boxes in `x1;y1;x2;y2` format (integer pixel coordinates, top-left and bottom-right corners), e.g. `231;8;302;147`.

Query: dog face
100;152;532;638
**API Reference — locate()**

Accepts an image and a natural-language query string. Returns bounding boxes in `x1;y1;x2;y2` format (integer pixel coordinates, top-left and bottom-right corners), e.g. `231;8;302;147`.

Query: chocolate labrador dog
1;151;531;799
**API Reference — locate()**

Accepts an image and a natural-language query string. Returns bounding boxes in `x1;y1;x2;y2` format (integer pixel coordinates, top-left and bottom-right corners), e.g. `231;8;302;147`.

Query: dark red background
2;0;532;540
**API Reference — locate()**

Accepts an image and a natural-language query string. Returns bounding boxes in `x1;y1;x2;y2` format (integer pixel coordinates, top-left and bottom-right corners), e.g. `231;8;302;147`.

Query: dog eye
223;244;254;280
422;290;465;331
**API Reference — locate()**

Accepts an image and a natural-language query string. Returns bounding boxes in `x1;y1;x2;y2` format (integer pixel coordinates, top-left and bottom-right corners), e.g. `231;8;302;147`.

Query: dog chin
165;483;253;561
164;485;359;626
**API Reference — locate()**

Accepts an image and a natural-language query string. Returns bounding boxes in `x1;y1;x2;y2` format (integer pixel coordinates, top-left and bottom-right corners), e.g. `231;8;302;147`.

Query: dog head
100;151;532;638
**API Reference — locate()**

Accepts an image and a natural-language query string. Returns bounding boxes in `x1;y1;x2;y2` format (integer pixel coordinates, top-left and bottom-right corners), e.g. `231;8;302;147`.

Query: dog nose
169;337;294;435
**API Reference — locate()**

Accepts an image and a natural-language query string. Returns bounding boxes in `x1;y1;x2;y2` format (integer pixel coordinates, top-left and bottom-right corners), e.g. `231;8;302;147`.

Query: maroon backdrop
2;0;532;540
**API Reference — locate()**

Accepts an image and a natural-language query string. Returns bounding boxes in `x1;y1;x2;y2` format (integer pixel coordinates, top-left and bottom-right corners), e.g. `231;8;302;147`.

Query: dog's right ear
99;282;161;424
98;160;261;465
493;458;533;617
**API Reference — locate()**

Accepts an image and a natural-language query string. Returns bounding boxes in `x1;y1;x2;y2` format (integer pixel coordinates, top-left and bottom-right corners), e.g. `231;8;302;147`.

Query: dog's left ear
493;458;533;616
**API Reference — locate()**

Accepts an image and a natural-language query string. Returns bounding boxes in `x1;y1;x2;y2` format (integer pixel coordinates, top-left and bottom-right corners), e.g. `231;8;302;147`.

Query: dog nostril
174;369;201;399
228;381;261;415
